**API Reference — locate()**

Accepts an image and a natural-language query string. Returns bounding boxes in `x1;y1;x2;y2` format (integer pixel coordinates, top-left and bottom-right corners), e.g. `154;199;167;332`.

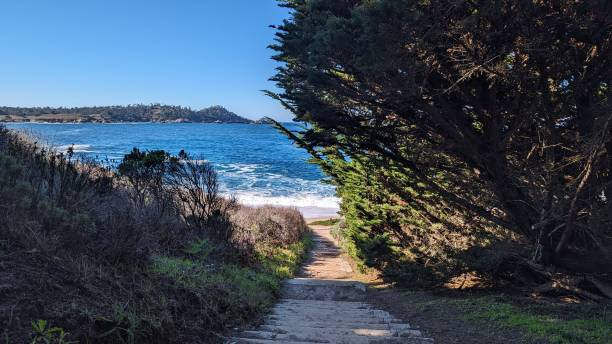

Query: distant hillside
0;104;253;123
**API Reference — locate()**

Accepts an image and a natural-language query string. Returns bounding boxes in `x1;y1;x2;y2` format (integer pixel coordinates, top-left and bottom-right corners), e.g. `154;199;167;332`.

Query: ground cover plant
0;126;310;343
455;295;612;344
368;287;612;344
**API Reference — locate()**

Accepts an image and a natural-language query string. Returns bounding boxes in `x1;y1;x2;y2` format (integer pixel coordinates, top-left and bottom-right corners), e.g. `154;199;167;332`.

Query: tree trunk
483;154;538;239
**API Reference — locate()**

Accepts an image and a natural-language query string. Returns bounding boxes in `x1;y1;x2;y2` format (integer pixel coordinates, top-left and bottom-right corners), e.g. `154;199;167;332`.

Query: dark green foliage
270;0;612;284
117;148;176;209
118;148;175;174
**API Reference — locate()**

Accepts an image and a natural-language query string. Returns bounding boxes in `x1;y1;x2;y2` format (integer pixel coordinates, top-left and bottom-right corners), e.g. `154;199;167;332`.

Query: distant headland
0;104;264;124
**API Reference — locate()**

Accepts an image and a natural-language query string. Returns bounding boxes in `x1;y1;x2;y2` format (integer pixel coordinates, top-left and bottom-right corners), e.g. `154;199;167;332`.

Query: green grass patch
183;238;214;259
309;218;340;226
151;256;279;314
258;232;313;279
151;232;313;316
453;296;612;344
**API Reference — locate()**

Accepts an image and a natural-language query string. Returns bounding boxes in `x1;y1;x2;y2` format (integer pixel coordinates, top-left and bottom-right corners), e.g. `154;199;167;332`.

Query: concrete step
278;298;370;308
267;314;396;325
271;310;391;320
269;311;396;323
229;339;316;344
272;305;390;316
266;314;400;324
229;228;434;344
231;339;433;344
273;304;371;312
302;267;353;273
259;324;395;336
235;330;431;344
282;278;367;301
263;320;414;331
258;324;422;338
264;319;394;330
231;338;433;344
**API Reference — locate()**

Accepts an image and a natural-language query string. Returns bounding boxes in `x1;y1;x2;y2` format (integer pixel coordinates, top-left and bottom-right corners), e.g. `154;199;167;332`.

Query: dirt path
230;225;434;343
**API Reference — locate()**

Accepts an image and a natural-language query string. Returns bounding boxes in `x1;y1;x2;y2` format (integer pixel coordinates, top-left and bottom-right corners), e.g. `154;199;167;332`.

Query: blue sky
0;0;293;120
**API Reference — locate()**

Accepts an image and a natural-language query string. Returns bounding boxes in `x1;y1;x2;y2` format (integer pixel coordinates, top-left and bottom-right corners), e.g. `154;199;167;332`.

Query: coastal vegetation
309;218;340;226
269;0;611;339
0;126;310;343
0;104;253;123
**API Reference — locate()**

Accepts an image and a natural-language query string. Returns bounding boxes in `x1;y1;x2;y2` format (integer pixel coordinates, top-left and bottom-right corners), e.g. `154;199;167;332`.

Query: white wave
230;191;340;210
59;128;88;134
58;144;92;153
218;163;261;174
184;159;210;165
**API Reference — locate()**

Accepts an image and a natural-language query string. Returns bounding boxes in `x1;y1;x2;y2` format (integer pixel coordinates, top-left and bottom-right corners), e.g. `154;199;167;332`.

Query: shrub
166;151;237;241
231;205;308;252
0;126;312;343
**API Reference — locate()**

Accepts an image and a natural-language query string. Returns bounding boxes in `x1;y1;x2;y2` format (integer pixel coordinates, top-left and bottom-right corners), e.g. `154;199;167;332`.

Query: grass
398;290;611;344
309;218;340;226
452;295;612;344
152;232;313;317
258;232;313;279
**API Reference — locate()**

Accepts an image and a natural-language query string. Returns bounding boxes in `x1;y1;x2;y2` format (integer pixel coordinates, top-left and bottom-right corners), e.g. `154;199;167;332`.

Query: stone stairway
229;225;434;344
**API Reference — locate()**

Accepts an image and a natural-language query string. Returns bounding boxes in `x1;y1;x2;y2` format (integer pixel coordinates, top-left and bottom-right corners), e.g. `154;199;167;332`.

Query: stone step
259;321;422;337
258;324;396;336
310;247;340;251
301;273;354;279
235;330;431;344
282;278;367;301
302;267;353;272
301;274;354;280
231;339;433;344
286;278;364;285
229;338;315;344
312;251;342;260
270;310;390;318
268;314;395;325
263;319;398;330
261;320;390;330
271;308;394;320
259;324;421;337
229;228;434;344
266;314;401;324
229;338;434;344
274;303;371;312
278;298;370;308
273;302;384;312
311;247;341;251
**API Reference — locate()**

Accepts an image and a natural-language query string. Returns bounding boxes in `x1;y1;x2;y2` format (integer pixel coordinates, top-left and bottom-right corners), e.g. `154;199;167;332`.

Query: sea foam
58;144;92;153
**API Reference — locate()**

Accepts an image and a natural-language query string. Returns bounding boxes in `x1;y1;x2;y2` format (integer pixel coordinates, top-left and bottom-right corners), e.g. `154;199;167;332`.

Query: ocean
4;122;339;218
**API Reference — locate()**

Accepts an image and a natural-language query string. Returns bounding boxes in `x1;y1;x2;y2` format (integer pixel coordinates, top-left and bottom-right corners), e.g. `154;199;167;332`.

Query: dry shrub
0;126;311;342
230;205;307;252
0;128;192;342
94;204;153;265
166;153;238;241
